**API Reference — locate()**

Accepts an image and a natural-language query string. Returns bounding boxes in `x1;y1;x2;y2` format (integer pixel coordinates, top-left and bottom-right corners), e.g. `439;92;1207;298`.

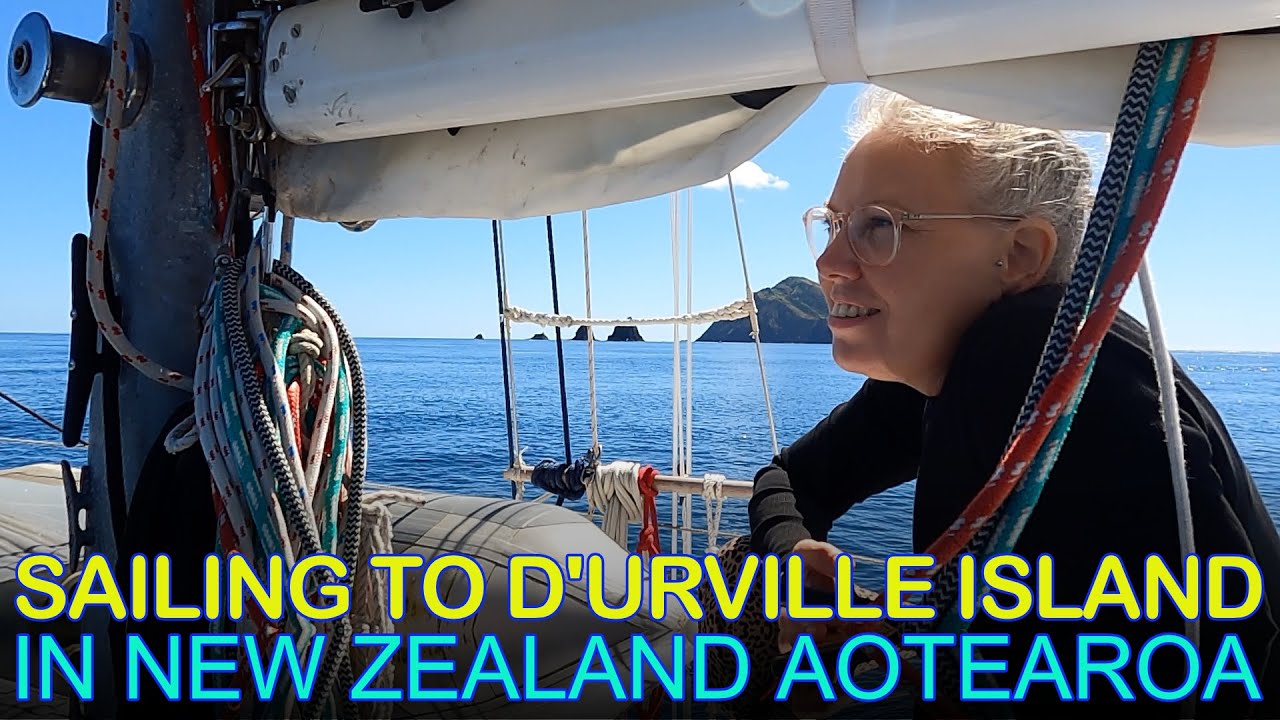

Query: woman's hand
777;539;848;654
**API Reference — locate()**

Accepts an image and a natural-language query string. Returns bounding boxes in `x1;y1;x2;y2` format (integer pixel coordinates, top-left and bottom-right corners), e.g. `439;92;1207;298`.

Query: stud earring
995;260;1005;267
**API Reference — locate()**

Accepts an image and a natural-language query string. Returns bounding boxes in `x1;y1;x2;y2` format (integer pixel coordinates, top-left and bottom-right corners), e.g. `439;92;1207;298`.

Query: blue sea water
1;332;1277;561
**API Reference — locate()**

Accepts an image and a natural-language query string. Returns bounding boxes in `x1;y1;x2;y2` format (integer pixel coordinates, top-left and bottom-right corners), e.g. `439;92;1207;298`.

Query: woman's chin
831;342;885;378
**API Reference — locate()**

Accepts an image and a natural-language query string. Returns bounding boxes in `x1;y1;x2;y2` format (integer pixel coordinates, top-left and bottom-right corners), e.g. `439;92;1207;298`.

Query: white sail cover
263;0;1280;221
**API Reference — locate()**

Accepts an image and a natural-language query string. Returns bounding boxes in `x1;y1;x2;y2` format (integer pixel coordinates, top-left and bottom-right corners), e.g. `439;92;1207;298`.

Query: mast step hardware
60;460;95;575
7;12;151;129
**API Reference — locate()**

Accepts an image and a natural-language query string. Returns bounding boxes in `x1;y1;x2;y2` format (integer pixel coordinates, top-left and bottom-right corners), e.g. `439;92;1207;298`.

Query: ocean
1;332;1277;562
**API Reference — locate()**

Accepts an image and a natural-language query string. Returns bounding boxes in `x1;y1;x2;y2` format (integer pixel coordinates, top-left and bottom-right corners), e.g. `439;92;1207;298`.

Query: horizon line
0;330;1274;355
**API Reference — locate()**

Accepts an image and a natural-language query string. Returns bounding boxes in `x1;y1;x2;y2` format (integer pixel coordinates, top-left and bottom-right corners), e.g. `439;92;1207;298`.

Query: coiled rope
175;214;380;718
586;461;646;548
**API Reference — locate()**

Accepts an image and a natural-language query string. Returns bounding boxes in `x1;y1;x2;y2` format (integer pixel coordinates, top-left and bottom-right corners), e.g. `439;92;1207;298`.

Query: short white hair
845;87;1097;285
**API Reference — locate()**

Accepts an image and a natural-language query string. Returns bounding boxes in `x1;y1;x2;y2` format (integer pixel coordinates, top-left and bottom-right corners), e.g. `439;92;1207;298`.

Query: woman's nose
816;234;862;280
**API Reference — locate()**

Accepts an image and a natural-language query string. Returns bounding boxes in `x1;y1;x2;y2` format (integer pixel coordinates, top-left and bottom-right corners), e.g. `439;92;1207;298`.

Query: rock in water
607;325;644;342
698;276;831;344
572;326;596;341
531;332;549;340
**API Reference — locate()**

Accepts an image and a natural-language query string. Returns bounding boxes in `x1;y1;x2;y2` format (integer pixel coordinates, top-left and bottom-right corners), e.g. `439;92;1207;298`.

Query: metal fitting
8;12;151;128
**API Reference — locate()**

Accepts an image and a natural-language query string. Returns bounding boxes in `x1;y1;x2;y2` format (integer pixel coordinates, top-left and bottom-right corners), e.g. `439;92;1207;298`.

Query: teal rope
206;275;360;719
934;37;1194;636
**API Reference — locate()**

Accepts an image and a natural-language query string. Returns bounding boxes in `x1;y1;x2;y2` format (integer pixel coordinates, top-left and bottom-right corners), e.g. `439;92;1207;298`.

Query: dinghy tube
0;468;698;718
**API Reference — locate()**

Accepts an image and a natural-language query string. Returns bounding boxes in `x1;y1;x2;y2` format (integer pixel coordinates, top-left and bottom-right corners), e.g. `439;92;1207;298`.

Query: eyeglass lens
805;206;898;266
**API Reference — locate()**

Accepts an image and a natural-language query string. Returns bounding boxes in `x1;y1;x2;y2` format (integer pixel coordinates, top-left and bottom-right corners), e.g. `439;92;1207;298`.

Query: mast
9;2;222;716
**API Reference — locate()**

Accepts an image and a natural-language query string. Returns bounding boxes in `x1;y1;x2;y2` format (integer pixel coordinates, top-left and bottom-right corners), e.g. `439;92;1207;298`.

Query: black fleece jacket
748;284;1280;718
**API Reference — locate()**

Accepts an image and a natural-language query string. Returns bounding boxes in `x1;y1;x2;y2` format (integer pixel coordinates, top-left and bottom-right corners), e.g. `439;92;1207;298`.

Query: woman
698;88;1280;719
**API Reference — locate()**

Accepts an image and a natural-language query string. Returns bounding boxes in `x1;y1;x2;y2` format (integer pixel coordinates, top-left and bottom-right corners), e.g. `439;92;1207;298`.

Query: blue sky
3;3;1277;351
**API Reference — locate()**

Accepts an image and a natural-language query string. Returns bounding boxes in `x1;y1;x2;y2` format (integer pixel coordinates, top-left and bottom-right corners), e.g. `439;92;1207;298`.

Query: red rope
182;0;231;235
804;36;1218;715
287;380;304;449
636;465;662;556
912;34;1218;578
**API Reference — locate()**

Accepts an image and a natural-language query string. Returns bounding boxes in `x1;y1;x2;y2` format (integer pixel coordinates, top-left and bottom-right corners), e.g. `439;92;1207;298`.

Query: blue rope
545;214;574;507
933;37;1194;637
529;452;598;503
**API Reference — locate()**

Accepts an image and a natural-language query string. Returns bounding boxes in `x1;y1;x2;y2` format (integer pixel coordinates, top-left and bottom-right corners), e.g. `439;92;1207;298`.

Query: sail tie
529;450;597;503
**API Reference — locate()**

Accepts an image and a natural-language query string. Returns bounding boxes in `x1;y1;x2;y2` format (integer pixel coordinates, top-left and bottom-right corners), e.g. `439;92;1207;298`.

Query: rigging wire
492;219;520;497
0;390;85;446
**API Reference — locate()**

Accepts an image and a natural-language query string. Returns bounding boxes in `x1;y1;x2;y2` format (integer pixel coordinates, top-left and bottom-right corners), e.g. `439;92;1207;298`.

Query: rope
181;0;231;235
504;300;752;329
669;192;689;554
491;220;520;497
635;465;663;558
701;473;725;553
497;221;523;476
350;500;395;720
586;461;645;548
938;37;1212;625
182;217;377;718
915;38;1191;627
544;215;574;507
580;211;600;453
684;189;695;481
1137;257;1197;649
0;436;85;448
671;193;685;482
726;175;780;457
779;36;1215;713
80;0;189;389
0;390;87;446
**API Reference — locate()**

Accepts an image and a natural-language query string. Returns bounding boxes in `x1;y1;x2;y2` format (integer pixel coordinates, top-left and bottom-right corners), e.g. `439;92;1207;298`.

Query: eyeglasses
802;205;1023;266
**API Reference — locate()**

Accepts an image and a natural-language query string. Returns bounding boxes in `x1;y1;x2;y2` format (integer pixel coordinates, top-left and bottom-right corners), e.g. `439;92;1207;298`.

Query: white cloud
701;161;790;191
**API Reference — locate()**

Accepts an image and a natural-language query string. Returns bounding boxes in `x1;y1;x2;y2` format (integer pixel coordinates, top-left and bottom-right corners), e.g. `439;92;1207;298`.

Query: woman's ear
1000;217;1058;291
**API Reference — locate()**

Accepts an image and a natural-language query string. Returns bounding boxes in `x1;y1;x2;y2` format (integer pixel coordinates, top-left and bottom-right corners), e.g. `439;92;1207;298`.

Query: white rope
504;300;751;329
1137;258;1197;651
671;192;684;482
84;0;192;390
586;461;645;549
163;414;199;453
727;175;780;457
581;210;600;453
684;189;695;479
702;473;725;553
352;501;395;720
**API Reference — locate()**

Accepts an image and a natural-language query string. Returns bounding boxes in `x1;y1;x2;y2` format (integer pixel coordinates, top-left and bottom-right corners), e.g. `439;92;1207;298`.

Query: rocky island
607;325;644;342
572;326;597;341
697;276;831;344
